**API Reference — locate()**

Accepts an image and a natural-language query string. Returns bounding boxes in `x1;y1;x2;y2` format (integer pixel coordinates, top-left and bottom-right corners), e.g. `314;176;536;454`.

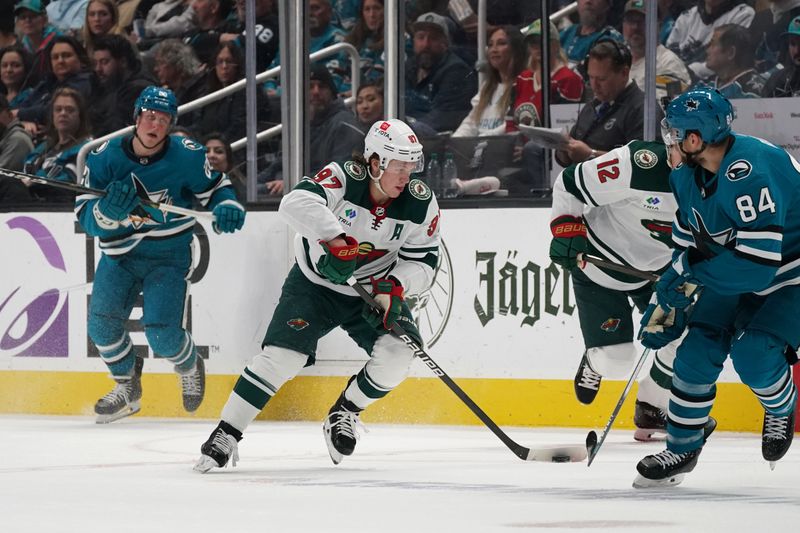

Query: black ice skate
178;356;205;412
633;400;666;441
323;394;365;465
762;409;795;469
194;421;242;473
95;356;144;424
574;351;602;404
633;447;702;488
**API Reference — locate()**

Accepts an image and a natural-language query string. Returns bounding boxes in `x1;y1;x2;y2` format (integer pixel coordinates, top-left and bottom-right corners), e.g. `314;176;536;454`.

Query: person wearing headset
555;38;661;168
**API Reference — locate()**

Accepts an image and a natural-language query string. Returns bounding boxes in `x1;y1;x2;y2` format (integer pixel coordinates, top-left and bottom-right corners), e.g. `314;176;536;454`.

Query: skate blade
632;473;685;489
633;428;667;442
769;461;776;471
193;455;219;473
95;402;141;424
323;428;344;465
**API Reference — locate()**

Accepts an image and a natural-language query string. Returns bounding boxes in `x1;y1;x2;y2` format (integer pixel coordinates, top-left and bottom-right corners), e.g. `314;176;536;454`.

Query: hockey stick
585;347;651;466
0;167;214;221
348;277;587;463
577;253;660;283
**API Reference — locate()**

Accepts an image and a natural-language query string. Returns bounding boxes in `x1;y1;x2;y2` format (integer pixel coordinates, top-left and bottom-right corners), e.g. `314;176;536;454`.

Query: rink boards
0;209;795;431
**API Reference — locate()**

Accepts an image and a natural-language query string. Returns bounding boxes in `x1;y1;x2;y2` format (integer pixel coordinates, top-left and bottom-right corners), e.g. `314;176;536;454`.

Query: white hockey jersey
551;140;677;291
279;159;442;296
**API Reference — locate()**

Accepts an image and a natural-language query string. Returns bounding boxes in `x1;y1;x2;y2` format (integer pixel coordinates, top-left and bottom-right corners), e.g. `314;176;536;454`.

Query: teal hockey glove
97;180;139;221
638;300;687;350
362;277;404;330
317;236;359;284
655;252;700;310
549;215;588;269
212;201;246;233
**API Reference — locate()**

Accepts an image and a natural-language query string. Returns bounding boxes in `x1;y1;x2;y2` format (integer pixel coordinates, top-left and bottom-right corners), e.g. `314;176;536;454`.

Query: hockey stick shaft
0;167;214;221
586;347;651;466
578;254;660;283
348;278;577;462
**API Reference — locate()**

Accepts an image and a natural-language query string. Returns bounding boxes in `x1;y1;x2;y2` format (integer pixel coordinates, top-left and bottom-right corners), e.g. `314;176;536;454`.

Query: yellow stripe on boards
0;371;768;432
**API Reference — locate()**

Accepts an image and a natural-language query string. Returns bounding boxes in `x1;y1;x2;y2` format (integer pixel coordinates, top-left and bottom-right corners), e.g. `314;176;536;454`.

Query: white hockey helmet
363;119;425;175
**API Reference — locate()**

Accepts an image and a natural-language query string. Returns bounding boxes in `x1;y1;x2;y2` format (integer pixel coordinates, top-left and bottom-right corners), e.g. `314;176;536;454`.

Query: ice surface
0;416;797;532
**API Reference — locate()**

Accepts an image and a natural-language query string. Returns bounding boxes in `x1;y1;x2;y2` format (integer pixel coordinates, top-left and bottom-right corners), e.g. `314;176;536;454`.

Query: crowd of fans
0;0;798;204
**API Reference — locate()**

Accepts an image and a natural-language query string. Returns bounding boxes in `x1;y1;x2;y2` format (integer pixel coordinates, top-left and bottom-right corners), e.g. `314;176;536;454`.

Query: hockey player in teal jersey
76;86;246;424
635;87;798;488
194;118;441;472
550;139;689;441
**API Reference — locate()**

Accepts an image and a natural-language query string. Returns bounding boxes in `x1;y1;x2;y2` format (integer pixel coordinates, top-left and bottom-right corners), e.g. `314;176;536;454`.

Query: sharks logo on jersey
122;173;171;228
725;159;752;181
689;208;735;258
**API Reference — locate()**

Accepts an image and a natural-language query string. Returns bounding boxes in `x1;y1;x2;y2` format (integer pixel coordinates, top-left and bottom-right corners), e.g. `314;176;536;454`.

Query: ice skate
194;421;241;473
574;351;602;404
95;356;144;424
323;394;365;465
633;447;702;488
633;400;666;441
178;356;205;412
762;409;795;469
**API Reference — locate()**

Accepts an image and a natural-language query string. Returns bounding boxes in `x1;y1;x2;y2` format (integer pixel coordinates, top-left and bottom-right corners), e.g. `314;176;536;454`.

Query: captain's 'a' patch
408;179;431;200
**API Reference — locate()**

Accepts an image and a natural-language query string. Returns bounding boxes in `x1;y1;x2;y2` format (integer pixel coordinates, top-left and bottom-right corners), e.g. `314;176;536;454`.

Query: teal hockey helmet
133;86;178;124
662;87;735;145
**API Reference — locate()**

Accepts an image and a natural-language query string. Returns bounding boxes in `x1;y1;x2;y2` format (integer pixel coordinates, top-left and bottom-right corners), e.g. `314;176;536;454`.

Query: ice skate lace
328;410;367;441
180;367;203;396
578;364;601;390
651;449;685;468
100;380;131;403
764;413;789;441
211;431;239;466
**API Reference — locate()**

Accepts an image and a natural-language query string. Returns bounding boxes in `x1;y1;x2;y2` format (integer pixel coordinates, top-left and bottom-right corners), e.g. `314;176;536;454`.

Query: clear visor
660;118;682;147
385;156;425;175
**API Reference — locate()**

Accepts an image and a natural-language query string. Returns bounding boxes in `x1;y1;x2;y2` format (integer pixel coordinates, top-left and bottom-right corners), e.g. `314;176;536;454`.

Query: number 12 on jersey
596;158;620;184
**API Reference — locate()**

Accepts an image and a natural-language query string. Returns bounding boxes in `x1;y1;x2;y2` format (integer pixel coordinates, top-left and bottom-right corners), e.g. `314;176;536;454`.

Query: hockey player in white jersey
550;140;686;440
195;118;441;472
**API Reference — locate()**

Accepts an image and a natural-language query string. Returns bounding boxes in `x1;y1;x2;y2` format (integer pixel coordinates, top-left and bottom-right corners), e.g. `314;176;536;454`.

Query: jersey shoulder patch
91;140;110;155
179;137;204;151
633;148;659;169
343;160;367;181
724;159;752;182
408;179;431;201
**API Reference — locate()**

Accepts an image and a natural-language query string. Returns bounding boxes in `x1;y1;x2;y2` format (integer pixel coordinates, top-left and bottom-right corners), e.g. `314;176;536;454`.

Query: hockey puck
551;455;571;463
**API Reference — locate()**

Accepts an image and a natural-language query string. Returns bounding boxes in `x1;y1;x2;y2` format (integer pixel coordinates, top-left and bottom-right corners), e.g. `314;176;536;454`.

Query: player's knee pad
586;342;637;378
673;325;729;385
730;329;789;389
366;334;416;389
247;345;308;392
87;312;125;346
144;325;186;357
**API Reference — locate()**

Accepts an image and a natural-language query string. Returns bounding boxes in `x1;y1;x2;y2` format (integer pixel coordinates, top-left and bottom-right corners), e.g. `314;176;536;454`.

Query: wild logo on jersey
641;218;672;247
125;173;171;228
357;241;388;266
690;208;735;258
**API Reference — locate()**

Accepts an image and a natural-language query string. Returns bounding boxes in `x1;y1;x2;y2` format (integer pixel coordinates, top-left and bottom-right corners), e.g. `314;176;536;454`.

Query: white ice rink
1;415;797;532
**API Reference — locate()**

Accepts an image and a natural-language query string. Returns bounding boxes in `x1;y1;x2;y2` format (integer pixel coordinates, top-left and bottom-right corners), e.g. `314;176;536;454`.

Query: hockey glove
212;201;246;233
549;215;588;270
317;236;359;284
363;277;404;330
655;252;700;311
97;180;139;221
638;299;688;350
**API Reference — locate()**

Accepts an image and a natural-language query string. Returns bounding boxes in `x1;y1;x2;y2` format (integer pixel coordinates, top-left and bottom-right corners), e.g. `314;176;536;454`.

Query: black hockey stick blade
348;277;586;463
586;430;599;466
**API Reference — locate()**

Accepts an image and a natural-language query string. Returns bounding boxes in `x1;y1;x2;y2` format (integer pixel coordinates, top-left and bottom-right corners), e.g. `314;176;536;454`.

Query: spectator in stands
221;0;279;73
512;19;584;129
749;0;800;74
338;0;385;95
197;41;247;141
16;35;93;133
703;23;765;98
763;15;800;97
266;0;344;96
560;0;624;72
0;94;34;172
354;79;383;130
666;0;754;80
46;0;90;33
1;46;35;109
203;132;245;198
623;0;690;100
184;0;232;65
152;39;207;129
555;39;651;167
404;11;477;134
82;0;122;55
1;0;18;49
141;0;198;44
90;34;153;136
15;0;61;84
22;86;91;201
453;25;526;137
